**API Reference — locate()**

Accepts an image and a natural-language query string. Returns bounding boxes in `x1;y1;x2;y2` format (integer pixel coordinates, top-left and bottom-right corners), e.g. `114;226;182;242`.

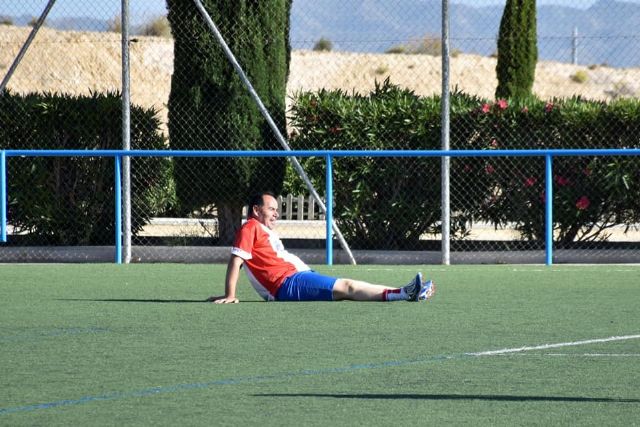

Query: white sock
383;288;408;301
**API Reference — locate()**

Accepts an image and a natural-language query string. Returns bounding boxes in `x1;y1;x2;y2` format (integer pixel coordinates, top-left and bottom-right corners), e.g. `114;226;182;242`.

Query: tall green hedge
166;0;291;244
0;91;173;245
495;0;537;99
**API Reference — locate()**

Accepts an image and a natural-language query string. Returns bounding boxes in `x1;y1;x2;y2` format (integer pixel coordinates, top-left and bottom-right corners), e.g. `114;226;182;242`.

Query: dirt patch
3;25;640;129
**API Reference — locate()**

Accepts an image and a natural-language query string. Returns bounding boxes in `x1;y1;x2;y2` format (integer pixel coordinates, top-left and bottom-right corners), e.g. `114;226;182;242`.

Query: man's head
248;191;279;229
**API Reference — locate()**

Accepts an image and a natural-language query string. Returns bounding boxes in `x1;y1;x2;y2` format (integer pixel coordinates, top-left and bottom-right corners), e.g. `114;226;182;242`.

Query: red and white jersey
232;218;310;300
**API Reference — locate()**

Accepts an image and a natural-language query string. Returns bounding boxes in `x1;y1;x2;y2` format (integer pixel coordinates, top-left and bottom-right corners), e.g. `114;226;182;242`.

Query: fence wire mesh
1;0;639;263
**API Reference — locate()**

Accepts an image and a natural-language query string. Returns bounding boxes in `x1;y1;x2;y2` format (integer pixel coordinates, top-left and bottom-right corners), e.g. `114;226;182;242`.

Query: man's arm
208;255;244;304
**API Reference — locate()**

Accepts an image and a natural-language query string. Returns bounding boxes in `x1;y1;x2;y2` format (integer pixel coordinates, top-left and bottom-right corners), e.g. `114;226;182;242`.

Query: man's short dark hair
247;191;276;216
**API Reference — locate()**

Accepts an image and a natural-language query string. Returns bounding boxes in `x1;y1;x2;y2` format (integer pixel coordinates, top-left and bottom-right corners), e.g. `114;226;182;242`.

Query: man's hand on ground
207;295;239;304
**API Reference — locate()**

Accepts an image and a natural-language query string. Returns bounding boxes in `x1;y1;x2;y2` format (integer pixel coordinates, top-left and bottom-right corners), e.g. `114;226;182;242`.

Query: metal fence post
121;0;132;264
441;0;451;265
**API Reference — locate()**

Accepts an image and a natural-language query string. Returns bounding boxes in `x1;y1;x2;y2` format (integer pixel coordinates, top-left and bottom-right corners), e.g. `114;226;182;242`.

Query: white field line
467;334;640;357
357;266;640;273
539;353;640;357
494;352;640;357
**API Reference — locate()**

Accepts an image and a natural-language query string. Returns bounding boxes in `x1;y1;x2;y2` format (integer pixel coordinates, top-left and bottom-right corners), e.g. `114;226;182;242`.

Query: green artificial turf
1;264;639;425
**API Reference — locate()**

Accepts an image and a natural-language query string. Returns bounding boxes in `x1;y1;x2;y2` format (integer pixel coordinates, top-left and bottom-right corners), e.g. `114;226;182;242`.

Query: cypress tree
495;0;537;99
166;0;291;243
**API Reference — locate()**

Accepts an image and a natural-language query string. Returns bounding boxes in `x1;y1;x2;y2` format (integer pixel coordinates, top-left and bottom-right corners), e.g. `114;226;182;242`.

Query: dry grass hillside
2;25;640;129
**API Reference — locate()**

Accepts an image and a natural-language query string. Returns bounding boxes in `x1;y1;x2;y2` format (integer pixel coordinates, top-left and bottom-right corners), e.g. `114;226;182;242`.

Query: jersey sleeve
231;221;255;260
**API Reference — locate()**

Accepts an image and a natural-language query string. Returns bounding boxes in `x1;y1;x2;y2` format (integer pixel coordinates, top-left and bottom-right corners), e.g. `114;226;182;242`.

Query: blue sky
1;0;168;23
3;0;640;23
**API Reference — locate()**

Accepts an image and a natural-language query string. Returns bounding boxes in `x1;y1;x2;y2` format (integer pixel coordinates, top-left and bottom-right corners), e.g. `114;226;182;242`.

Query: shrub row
287;79;640;249
3;85;639;249
0;91;174;245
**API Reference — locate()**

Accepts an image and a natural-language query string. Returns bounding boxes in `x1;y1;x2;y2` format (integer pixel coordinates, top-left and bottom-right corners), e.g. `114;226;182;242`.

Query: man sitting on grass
208;191;435;303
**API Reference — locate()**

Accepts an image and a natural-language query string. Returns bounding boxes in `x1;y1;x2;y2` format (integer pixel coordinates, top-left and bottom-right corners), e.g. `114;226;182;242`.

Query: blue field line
0;327;109;344
0;353;461;415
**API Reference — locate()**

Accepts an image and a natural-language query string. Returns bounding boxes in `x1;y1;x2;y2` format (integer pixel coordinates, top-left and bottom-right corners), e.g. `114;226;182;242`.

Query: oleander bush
288;80;640;248
0;90;174;245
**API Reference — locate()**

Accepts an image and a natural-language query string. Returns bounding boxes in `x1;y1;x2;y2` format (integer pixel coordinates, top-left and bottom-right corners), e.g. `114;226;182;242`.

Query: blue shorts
276;271;337;302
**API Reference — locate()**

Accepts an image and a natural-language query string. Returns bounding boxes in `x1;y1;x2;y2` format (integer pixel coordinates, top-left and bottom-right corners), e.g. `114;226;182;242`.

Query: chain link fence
1;0;639;263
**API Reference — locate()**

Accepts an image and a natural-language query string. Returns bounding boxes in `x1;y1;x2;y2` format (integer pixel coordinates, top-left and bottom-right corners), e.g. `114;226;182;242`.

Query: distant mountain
3;0;640;67
289;0;640;67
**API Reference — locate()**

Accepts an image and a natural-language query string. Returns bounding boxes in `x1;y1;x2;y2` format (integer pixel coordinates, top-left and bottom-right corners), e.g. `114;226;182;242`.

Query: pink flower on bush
485;164;495;174
576;196;590;210
496;99;508;110
545;102;554;113
524;177;537;187
554;175;570;186
521;106;529;113
490;138;499;148
481;103;491;114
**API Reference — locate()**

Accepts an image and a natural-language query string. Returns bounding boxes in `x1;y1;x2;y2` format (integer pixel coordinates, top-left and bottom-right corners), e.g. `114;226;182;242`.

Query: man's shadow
254;393;640;404
57;298;262;303
58;298;209;303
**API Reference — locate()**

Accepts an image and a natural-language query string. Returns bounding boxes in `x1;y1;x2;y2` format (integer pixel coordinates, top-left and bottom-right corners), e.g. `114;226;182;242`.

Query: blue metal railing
2;148;640;264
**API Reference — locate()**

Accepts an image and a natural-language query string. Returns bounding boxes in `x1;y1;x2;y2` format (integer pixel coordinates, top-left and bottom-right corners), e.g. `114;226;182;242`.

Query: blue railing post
545;154;554;265
114;155;122;264
1;150;6;243
325;153;333;265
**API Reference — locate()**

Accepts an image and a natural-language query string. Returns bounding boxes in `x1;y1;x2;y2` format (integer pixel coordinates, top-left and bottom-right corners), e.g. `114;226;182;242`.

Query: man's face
252;195;279;229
